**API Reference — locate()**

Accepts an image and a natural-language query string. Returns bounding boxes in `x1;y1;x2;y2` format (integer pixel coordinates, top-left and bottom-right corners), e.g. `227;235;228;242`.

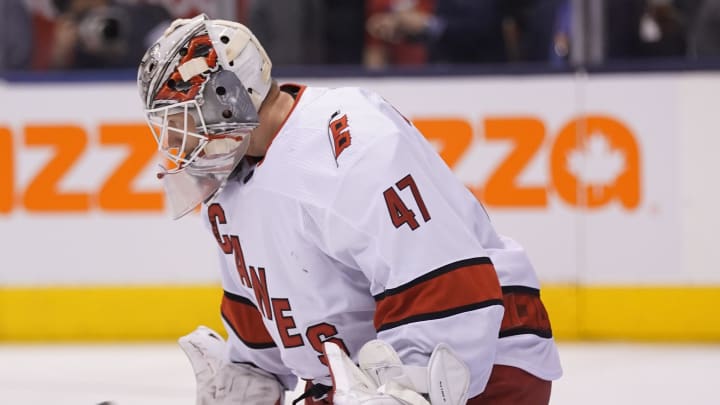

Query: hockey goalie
136;14;562;405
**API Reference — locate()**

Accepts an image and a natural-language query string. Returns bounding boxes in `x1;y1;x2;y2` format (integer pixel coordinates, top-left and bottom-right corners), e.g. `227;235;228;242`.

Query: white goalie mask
138;14;272;219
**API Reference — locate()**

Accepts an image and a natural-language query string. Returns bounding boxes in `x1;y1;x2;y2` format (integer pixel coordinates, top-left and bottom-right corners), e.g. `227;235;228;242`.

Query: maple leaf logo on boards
567;131;626;200
550;116;641;209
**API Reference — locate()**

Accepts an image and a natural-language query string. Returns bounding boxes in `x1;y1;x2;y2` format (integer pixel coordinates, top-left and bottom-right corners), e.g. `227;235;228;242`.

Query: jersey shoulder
254;85;414;207
285;85;409;161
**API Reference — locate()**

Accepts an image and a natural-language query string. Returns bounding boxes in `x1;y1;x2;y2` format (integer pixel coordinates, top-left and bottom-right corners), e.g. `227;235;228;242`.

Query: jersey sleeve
306;94;506;397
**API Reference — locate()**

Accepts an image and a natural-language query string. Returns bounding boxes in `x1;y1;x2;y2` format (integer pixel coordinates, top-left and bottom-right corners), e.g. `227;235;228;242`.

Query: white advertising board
1;72;715;286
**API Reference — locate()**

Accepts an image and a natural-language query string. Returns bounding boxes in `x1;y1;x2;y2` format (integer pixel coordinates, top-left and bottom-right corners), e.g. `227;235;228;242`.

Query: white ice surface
0;342;718;404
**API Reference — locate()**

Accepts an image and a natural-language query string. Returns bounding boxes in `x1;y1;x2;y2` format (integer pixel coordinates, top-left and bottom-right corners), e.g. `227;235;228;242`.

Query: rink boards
1;72;719;341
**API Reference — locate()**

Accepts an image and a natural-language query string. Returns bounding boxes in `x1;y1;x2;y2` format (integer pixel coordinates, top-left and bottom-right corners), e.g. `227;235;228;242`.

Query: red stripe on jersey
499;287;553;339
221;291;276;349
373;258;503;332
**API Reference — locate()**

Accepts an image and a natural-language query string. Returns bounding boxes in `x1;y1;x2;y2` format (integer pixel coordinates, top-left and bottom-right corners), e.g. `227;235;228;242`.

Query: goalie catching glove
325;339;470;405
178;326;284;405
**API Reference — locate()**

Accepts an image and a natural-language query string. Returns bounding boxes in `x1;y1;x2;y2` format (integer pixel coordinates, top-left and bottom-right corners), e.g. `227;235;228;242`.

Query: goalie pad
325;339;470;405
178;325;284;405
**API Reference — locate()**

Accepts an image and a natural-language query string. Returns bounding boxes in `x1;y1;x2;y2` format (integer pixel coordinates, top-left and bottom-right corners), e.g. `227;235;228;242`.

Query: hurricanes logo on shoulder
328;111;352;163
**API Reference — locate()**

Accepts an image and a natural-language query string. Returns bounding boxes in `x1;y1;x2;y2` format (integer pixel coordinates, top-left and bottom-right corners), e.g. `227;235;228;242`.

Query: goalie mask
138;14;272;219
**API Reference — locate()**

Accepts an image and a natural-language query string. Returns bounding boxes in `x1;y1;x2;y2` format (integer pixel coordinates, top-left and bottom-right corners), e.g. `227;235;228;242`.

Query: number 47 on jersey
383;174;431;231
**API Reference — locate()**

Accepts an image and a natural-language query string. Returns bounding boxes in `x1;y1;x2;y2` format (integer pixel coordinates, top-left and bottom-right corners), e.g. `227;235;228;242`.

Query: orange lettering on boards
0;127;13;213
2;115;641;214
23;126;90;212
99;124;164;211
415;115;641;210
481;117;548;207
413;118;473;168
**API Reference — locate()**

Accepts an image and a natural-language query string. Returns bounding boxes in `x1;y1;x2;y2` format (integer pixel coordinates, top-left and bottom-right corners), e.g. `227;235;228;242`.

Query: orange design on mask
155;34;218;103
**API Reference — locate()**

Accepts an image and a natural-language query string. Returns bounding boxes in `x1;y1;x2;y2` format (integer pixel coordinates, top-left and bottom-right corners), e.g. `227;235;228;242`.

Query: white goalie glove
325;340;470;405
178;326;284;405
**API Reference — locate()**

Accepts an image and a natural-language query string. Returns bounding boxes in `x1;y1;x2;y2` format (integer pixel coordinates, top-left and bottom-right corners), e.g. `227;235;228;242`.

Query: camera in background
51;0;171;69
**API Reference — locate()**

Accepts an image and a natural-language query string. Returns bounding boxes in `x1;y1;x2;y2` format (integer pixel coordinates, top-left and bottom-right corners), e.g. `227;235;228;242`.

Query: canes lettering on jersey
208;202;350;363
208;203;252;288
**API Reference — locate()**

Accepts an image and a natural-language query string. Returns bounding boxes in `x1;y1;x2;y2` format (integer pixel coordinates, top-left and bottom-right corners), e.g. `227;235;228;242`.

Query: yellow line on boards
1;285;719;341
0;285;225;341
541;285;720;341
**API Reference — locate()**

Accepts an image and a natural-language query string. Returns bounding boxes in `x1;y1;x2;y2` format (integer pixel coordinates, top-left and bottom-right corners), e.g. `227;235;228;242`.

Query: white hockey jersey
201;84;562;399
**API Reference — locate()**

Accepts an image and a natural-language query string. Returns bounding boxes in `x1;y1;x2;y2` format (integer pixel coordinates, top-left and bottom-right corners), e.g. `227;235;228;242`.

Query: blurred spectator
549;0;572;66
0;0;34;71
247;0;364;66
50;0;171;69
640;0;687;57
502;0;564;63
247;0;326;66
605;0;687;60
324;0;366;64
364;0;434;70
605;0;646;60
366;0;506;64
684;0;720;58
366;0;564;65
